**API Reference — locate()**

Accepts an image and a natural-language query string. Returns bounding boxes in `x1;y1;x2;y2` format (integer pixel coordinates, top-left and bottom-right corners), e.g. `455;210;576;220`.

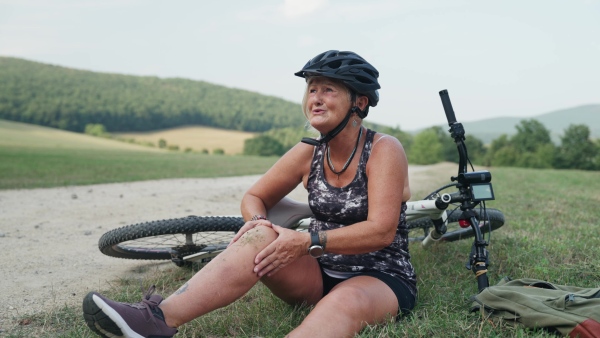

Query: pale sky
1;0;599;131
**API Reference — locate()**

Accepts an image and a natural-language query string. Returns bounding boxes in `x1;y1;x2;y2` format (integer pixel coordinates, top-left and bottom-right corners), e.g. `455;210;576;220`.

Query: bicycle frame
267;195;447;234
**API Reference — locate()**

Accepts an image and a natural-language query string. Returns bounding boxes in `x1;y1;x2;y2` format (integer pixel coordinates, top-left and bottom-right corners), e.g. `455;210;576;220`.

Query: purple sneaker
82;285;177;338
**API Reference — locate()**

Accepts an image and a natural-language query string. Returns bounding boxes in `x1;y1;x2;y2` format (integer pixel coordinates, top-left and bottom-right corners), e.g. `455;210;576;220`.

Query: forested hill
0;57;306;133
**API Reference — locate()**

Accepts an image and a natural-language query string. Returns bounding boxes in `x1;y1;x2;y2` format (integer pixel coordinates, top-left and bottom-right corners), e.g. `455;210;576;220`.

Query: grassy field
0;120;275;189
0;119;162;151
3;120;600;337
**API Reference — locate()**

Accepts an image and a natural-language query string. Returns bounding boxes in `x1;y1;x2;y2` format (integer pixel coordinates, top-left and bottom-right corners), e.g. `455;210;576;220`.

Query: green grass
3;150;599;336
0;146;278;189
0;118;278;189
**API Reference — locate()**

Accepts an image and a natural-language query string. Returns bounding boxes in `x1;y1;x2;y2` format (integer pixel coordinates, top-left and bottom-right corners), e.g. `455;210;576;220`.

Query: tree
408;129;443;165
374;125;413;150
511;119;552;153
431;126;456;162
491;145;519;167
243;135;285;156
510;119;555;168
516;143;555;168
464;136;487;165
84;123;108;137
484;134;511;166
430;126;486;164
555;124;598;170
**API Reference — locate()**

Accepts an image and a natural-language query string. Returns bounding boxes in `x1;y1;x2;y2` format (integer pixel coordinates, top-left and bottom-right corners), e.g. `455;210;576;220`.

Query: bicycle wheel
99;216;244;265
407;208;505;243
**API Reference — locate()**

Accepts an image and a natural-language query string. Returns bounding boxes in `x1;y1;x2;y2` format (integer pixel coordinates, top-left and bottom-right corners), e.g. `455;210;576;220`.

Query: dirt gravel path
0;163;451;332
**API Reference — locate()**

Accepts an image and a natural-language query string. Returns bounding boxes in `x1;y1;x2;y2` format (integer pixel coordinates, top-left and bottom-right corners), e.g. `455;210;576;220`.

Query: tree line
0;57;306;133
243;120;599;171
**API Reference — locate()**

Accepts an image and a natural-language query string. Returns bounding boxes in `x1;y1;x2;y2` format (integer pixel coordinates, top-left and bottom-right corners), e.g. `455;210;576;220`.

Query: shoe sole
82;292;144;338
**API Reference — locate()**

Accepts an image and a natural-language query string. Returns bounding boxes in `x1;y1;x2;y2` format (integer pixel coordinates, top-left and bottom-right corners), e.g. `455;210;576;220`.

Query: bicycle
98;89;505;291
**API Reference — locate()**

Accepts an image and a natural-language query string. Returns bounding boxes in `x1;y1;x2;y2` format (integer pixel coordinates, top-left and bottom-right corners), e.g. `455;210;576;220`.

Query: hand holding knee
229;219;273;246
254;225;310;277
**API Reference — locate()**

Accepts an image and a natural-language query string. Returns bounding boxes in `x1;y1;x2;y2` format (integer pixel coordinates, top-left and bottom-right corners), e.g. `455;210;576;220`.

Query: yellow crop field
116;126;256;155
1;120;254;154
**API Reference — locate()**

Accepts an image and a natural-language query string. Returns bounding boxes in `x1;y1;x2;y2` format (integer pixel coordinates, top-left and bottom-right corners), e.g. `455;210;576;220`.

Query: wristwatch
308;231;324;258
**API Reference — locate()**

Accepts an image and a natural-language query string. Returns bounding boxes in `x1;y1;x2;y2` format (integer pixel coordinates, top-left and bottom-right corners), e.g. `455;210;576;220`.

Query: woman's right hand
229;219;273;246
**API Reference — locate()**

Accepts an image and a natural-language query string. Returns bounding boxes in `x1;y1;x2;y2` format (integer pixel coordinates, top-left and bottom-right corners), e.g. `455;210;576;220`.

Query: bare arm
241;142;314;222
236;142;314;276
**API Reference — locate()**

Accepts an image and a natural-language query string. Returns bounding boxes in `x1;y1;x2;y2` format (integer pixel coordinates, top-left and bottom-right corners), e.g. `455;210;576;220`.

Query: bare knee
260;256;322;306
235;225;277;249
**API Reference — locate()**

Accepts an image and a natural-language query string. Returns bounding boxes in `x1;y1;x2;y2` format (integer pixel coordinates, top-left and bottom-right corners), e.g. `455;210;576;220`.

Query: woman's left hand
253;225;307;277
229;219;273;246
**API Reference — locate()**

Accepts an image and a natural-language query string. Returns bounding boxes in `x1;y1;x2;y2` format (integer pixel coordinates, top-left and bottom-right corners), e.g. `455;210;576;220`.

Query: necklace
326;127;363;178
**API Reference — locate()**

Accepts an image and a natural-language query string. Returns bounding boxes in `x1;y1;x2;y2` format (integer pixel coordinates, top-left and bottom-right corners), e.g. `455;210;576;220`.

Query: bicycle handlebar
439;89;457;126
438;88;491;291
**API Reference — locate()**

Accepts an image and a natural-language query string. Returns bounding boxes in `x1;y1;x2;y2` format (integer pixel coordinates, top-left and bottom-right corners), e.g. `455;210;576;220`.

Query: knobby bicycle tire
99;216;244;263
406;208;505;242
99;208;505;263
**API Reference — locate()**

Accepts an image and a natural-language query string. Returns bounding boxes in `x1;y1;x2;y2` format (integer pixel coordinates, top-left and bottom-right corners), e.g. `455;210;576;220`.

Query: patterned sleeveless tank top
307;128;417;296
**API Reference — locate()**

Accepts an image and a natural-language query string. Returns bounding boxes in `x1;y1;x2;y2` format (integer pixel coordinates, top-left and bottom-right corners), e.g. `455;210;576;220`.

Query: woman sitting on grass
82;50;417;338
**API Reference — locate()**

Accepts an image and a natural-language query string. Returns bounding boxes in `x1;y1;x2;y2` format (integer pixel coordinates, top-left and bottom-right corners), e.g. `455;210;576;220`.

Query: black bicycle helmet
296;50;381;146
295;50;380;110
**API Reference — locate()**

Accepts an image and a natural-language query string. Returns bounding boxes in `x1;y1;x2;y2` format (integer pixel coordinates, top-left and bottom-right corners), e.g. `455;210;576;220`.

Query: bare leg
261;255;323;306
159;226;277;327
288;276;399;338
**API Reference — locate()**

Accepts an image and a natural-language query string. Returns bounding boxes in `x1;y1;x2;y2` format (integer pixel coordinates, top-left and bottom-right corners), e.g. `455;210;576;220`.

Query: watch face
309;245;324;258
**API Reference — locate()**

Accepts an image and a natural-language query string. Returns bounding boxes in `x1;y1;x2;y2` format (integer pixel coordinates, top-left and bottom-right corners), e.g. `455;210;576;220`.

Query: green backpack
471;277;600;337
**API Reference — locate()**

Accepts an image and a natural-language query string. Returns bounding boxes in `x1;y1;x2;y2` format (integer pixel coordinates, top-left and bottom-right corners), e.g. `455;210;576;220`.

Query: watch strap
310;231;320;246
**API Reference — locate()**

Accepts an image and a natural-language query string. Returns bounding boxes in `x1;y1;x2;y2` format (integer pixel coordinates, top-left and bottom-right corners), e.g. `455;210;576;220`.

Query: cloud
280;0;328;19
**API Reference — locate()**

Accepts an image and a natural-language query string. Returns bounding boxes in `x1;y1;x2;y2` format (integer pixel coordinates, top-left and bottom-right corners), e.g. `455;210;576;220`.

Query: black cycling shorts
319;266;416;318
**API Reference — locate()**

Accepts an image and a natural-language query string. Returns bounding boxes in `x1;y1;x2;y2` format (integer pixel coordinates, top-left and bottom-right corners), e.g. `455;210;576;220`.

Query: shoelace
142;284;171;323
142;284;157;301
128;285;159;312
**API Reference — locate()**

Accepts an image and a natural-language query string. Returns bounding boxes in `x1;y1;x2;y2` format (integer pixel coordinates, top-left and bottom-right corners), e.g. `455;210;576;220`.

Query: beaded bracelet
250;214;268;221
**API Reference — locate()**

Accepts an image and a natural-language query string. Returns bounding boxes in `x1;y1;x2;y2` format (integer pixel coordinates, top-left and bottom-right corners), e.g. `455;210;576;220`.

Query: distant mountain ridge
421;104;600;144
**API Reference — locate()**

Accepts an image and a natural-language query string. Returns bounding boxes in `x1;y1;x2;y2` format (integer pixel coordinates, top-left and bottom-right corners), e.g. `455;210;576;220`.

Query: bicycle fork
416;197;491;292
461;209;490;292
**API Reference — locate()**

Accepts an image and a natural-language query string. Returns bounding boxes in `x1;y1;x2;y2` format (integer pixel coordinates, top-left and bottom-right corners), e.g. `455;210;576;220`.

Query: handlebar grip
439;89;457;126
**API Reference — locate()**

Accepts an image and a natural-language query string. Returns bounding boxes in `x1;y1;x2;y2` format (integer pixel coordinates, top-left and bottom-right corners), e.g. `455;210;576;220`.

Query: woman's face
303;77;352;133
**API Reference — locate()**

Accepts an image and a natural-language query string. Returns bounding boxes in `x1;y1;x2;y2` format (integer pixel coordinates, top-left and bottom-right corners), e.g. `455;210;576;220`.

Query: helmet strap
350;92;369;119
351;106;368;119
301;108;354;146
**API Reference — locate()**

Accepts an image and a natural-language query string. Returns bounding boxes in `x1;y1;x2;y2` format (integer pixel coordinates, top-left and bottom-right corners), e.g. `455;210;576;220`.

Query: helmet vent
327;60;342;69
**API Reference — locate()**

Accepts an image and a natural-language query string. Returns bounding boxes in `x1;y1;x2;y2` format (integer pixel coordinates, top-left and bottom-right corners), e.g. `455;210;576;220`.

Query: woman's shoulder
370;130;403;149
368;130;408;165
279;141;317;164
